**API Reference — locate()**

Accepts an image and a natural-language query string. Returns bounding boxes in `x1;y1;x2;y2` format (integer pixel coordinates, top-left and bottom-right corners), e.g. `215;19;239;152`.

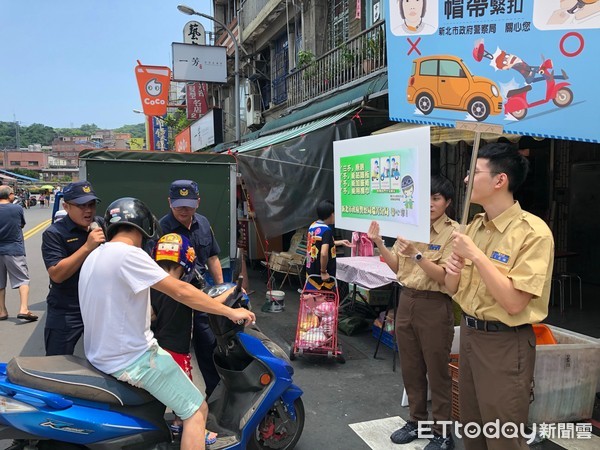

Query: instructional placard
333;127;431;243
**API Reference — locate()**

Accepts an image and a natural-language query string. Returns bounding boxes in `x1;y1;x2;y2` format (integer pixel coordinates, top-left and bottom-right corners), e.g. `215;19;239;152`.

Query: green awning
214;71;388;153
229;107;357;154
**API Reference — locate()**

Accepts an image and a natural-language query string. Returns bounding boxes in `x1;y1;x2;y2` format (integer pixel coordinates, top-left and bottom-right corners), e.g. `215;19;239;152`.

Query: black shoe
424;433;454;450
390;421;419;444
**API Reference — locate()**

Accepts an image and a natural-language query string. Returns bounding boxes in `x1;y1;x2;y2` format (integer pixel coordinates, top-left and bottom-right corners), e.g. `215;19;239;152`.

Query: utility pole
14;114;20;150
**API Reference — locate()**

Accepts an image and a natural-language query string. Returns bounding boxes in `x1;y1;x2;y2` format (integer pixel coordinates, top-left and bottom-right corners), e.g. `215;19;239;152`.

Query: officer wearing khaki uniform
446;143;554;450
369;176;458;450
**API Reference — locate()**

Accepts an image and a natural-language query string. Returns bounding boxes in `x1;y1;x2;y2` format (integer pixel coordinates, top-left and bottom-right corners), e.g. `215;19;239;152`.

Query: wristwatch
412;252;423;262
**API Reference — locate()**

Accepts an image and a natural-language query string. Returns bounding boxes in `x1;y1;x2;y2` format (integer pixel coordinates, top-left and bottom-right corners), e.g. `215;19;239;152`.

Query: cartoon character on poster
402;175;415;210
389;0;438;35
541;0;600;27
371;158;381;190
391;156;401;190
381;157;391;190
472;39;574;121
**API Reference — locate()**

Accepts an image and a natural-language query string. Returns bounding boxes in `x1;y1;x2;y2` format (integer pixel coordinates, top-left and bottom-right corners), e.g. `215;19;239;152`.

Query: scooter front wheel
249;397;305;450
553;87;573;107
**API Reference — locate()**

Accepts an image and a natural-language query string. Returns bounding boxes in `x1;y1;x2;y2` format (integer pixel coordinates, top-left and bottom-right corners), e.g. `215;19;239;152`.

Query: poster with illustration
333;127;431;243
387;0;599;143
370;157;381;191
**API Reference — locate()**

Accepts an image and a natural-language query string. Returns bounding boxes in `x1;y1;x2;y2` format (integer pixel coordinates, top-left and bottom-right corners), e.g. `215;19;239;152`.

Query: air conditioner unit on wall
246;94;263;128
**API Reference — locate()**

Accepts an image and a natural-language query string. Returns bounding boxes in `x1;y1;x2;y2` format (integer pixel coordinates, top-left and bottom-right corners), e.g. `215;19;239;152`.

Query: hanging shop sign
135;63;171;117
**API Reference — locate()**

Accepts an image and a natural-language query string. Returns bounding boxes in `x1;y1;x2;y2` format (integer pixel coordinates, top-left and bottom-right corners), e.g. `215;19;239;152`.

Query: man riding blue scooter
0;197;304;450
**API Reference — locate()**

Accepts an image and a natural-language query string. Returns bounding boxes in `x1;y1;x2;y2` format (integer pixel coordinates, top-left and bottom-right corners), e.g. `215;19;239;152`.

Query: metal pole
460;131;482;232
191;11;240;143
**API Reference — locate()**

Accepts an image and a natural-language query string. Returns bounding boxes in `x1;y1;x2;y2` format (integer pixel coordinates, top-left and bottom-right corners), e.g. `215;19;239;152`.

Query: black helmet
104;197;160;241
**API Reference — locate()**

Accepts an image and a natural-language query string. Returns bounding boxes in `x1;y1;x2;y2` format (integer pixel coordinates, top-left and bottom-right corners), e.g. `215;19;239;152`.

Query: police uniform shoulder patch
490;251;510;264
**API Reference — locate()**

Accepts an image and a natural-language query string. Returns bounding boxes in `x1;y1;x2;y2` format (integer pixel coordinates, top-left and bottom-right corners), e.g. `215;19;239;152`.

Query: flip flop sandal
17;312;38;322
169;425;217;446
205;431;218;445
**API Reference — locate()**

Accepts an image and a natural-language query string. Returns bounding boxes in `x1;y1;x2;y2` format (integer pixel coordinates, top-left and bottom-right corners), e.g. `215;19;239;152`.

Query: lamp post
177;4;240;143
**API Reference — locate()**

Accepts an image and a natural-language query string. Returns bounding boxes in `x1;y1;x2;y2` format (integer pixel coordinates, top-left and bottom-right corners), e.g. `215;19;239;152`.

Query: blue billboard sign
152;116;169;151
387;0;600;143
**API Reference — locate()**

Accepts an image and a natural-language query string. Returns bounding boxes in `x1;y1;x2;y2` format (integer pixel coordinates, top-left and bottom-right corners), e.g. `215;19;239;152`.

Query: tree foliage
0;121;145;148
0;122;56;148
114;123;146;138
11;168;41;180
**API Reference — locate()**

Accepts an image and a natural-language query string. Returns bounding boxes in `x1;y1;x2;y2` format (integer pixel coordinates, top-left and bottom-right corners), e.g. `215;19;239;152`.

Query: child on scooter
150;233;218;446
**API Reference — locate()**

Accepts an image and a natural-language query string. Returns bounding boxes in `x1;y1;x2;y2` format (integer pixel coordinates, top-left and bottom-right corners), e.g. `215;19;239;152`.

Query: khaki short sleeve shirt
453;202;554;326
391;214;459;293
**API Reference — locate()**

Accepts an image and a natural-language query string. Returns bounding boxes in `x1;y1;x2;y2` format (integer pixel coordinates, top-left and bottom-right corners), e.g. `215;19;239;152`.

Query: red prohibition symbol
559;32;584;57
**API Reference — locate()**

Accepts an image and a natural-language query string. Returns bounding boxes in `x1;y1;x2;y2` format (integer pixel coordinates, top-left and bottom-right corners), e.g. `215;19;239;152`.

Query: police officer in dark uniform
159;180;222;397
42;181;105;356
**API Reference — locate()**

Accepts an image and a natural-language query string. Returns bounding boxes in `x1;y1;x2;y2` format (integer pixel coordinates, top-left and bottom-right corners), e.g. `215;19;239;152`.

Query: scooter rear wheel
249;397;305;450
510;108;528;120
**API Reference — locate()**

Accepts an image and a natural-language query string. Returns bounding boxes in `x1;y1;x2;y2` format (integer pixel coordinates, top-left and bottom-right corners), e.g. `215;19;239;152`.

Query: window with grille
272;33;289;105
329;0;349;47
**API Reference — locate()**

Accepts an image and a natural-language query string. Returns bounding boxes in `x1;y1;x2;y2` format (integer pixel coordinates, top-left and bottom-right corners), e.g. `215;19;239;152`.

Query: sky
0;0;214;130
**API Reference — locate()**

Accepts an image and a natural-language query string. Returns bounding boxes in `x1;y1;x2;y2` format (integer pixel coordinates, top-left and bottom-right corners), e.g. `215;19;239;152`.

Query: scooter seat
7;355;156;407
507;85;532;98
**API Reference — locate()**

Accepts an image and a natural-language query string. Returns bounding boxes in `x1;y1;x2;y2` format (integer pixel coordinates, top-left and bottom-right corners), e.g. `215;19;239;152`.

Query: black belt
463;313;531;332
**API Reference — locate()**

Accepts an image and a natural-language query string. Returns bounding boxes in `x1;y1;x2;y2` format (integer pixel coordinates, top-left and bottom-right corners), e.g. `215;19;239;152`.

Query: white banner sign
172;42;227;83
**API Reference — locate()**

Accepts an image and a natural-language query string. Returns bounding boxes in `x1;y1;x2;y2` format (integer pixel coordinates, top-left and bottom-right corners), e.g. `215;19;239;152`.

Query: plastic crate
448;354;460;421
372;324;398;351
528;325;600;424
447;326;600;425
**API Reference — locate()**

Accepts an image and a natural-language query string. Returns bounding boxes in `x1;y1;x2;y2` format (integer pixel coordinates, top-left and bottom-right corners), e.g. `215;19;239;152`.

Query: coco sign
135;63;172;117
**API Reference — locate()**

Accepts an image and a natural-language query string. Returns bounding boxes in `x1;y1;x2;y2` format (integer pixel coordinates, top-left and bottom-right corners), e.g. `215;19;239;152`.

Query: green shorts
112;342;204;420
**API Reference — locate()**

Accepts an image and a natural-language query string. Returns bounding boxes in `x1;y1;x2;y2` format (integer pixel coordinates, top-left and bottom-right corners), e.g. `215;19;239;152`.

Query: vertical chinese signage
186;82;209;120
146;115;169;151
386;0;600;143
183;21;206;45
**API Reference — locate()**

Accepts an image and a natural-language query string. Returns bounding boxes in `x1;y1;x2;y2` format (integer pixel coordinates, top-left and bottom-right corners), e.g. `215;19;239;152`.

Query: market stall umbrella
40;185;55;190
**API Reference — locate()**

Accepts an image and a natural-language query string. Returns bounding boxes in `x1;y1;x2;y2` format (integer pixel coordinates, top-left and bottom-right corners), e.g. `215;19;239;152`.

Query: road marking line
23;219;51;240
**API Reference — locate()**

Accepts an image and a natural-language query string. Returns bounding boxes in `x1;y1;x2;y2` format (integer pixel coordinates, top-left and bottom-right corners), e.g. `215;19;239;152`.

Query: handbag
351;232;374;257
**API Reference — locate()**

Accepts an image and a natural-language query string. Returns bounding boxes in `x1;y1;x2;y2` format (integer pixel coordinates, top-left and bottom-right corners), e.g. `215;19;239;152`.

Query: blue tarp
0;169;39;182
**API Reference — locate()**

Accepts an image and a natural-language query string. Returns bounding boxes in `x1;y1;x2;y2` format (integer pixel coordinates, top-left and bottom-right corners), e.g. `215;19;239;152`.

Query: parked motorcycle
0;277;304;450
504;58;573;120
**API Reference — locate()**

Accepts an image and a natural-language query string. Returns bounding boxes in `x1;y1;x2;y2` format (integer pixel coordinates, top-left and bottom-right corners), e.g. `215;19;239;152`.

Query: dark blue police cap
169;180;199;208
63;181;100;205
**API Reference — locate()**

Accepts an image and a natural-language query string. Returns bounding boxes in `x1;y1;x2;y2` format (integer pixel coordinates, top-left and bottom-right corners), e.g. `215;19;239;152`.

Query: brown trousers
459;318;536;450
395;288;454;435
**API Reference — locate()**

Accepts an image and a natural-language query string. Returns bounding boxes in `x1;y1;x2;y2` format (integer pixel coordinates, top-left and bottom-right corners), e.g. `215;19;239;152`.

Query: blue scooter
0;277;304;449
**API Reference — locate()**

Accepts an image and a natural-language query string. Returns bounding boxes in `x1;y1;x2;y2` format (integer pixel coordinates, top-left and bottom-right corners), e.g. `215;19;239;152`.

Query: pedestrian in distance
368;175;458;450
79;197;255;450
159;180;223;398
445;143;554;450
41;181;105;356
0;185;37;322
